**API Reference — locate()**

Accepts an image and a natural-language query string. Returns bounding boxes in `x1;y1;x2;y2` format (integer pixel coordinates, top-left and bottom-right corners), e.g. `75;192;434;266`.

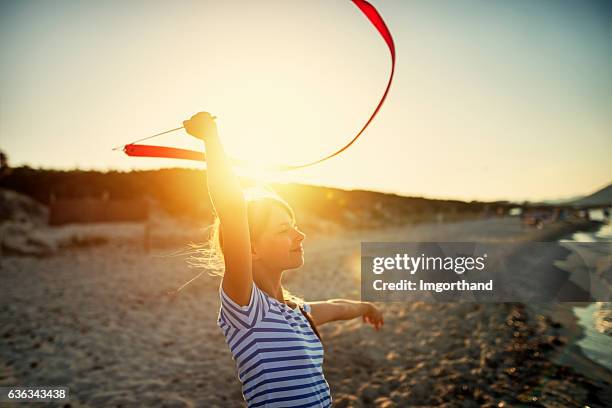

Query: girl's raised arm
184;112;253;306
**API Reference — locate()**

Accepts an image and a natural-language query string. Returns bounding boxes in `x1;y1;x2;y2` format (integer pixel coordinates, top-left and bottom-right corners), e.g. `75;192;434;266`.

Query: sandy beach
1;216;610;407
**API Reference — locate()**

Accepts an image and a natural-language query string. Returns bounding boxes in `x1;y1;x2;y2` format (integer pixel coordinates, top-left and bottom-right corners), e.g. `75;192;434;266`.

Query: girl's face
252;204;305;271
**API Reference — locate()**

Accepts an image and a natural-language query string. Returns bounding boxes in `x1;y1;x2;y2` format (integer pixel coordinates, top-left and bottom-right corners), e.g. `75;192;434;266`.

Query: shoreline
522;220;611;406
525;302;612;406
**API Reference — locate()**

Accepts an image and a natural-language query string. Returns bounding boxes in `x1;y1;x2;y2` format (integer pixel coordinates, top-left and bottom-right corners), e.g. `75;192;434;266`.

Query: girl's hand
362;303;384;331
183;112;218;140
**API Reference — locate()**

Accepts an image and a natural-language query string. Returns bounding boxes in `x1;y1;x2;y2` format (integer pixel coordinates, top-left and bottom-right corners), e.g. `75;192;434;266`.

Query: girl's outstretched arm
184;112;253;306
309;300;384;330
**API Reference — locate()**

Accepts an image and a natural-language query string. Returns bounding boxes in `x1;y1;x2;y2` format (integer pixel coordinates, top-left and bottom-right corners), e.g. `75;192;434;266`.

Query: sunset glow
1;0;610;201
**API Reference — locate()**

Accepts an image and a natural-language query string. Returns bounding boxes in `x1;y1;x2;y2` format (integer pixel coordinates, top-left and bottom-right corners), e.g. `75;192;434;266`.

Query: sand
1;217;610;407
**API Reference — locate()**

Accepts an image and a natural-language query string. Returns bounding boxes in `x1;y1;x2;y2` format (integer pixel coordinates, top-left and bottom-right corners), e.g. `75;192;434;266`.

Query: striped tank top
217;282;332;407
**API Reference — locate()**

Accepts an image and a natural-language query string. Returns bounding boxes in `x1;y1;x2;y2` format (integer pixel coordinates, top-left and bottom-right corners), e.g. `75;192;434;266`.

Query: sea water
560;209;612;371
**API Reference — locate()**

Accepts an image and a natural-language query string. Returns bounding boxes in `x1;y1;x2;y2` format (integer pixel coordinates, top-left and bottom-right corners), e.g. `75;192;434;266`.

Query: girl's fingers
363;312;384;330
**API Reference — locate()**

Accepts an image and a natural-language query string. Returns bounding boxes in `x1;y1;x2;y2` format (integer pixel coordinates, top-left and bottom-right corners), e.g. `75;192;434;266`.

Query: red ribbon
121;0;395;170
124;144;205;161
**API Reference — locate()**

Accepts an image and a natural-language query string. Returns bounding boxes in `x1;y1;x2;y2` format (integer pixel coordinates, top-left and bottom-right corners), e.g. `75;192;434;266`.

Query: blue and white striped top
217;282;332;407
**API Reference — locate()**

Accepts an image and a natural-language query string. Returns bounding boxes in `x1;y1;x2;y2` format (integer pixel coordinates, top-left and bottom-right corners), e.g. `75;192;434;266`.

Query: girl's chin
287;253;304;267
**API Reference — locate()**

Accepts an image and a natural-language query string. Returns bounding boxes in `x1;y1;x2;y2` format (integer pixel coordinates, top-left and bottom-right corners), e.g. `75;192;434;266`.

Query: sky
1;0;610;202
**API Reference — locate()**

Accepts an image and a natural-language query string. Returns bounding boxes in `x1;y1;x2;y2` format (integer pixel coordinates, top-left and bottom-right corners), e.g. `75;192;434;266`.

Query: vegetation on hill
0;167;499;228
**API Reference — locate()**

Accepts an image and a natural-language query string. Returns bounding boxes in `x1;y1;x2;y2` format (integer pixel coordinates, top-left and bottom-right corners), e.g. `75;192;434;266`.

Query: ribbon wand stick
111;127;183;151
111;116;218;151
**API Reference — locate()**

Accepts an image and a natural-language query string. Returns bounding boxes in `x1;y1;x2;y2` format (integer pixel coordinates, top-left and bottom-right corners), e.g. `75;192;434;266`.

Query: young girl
183;111;384;407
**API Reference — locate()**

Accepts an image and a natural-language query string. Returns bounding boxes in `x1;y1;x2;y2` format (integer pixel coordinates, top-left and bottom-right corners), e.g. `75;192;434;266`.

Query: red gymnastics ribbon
117;0;395;171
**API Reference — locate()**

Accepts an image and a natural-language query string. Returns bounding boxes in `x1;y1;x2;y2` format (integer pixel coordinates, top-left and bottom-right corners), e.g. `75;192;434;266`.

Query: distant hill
0;167;507;229
567;183;612;207
541;195;584;205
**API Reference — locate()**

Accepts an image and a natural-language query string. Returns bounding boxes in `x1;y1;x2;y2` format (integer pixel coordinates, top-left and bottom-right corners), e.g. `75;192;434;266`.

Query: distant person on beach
182;112;383;407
